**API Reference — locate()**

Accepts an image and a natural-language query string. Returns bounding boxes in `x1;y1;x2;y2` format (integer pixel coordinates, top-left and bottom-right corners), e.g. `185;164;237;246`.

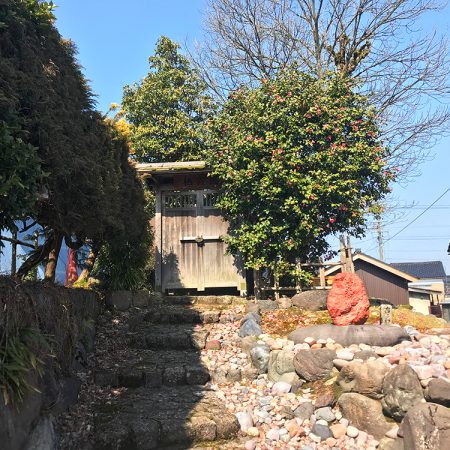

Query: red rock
205;339;222;350
327;272;370;326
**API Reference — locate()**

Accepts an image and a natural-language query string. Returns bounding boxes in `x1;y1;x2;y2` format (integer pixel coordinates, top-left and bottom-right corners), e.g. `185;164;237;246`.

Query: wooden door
161;190;246;293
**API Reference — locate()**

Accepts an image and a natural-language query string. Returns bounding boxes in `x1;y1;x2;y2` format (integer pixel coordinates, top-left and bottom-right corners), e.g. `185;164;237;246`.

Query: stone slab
288;324;410;347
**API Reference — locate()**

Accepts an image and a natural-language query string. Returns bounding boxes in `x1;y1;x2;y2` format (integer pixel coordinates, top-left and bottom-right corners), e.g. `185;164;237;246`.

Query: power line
367;187;450;252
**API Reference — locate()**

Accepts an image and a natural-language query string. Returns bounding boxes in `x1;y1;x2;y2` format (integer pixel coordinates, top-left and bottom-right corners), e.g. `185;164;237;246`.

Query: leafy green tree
207;72;394;280
0;121;42;233
1;0;152;282
122;36;215;162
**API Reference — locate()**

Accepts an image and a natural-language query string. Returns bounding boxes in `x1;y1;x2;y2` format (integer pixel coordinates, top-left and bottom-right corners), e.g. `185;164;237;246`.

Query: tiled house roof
390;261;446;279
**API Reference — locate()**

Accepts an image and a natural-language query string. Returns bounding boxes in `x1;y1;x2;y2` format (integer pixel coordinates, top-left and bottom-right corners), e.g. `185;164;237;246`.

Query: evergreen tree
122;36;215;162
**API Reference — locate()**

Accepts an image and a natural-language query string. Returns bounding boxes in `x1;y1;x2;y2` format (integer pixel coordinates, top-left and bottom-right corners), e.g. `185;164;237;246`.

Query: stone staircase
93;295;242;449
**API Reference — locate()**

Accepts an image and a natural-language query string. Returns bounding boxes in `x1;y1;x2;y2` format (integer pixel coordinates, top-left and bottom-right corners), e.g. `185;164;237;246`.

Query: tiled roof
390;261;446;279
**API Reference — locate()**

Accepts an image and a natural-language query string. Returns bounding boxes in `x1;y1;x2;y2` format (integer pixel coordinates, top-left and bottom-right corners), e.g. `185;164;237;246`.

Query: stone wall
0;278;101;450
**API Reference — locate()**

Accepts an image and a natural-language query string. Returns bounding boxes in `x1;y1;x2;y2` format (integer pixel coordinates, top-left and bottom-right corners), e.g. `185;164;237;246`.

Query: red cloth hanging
65;248;78;286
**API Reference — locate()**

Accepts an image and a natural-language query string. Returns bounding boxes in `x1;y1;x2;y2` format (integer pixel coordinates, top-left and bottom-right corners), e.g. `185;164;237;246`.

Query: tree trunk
44;232;63;282
77;243;99;283
17;233;53;278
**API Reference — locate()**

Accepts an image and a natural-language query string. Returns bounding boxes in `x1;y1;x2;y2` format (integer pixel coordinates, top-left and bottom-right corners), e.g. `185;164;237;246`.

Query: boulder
267;350;301;388
239;319;262;338
256;300;279;311
291;290;328;311
338;393;391;440
327;273;369;325
24;417;56;450
398;403;450;450
381;364;424;421
241;312;261;325
288;324;409;347
267;350;295;380
424;378;450;407
337;359;389;399
250;345;271;374
293;348;336;381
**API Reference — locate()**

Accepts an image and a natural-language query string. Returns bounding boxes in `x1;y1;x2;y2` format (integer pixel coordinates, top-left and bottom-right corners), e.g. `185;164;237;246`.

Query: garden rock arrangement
219;299;450;449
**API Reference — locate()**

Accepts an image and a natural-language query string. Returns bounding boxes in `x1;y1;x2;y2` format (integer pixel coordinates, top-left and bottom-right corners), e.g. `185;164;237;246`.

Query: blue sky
53;0;450;273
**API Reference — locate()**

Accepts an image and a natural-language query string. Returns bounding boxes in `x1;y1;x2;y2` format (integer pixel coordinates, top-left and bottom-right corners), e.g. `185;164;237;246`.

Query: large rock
241;312;261;325
256;300;279;311
327;273;369;325
24;417;56;450
288;324;409;347
293;348;336;381
291;290;328;311
424;378;450;407
267;350;295;381
337;359;389;399
338;393;391;440
239;319;262;338
398;403;450;450
250;345;271;374
381;364;424;421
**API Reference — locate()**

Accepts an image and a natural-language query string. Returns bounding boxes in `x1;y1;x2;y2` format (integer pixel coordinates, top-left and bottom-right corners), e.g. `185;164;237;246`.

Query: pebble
347;426;359;438
244;440;257;450
246;427;259;437
336;350;354;361
333;358;350;369
330;423;347;438
315;406;336;422
271;381;291;394
236;411;253;431
266;428;280;441
312;422;332;440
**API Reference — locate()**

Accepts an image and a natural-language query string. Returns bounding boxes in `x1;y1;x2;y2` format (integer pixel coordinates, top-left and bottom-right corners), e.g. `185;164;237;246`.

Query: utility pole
377;221;384;261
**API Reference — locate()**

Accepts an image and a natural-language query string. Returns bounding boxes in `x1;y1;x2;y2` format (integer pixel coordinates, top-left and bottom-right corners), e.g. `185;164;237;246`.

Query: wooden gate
161;189;246;294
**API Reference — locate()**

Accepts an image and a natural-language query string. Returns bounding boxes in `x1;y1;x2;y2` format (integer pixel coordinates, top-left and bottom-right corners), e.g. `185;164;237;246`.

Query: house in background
324;252;446;315
390;261;447;295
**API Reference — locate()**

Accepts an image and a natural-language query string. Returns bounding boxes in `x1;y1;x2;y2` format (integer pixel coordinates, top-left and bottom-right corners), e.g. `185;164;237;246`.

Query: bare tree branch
194;0;450;178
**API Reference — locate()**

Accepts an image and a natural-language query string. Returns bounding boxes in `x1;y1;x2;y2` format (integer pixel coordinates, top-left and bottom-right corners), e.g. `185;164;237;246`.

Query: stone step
142;307;222;324
95;351;211;388
94;386;239;449
128;324;210;351
160;295;244;307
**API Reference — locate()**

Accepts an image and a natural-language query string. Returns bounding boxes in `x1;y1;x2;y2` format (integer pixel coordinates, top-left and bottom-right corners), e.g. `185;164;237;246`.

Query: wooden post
339;236;347;272
346;235;355;273
319;265;326;288
11;230;17;276
274;274;280;301
295;258;302;293
254;269;262;300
